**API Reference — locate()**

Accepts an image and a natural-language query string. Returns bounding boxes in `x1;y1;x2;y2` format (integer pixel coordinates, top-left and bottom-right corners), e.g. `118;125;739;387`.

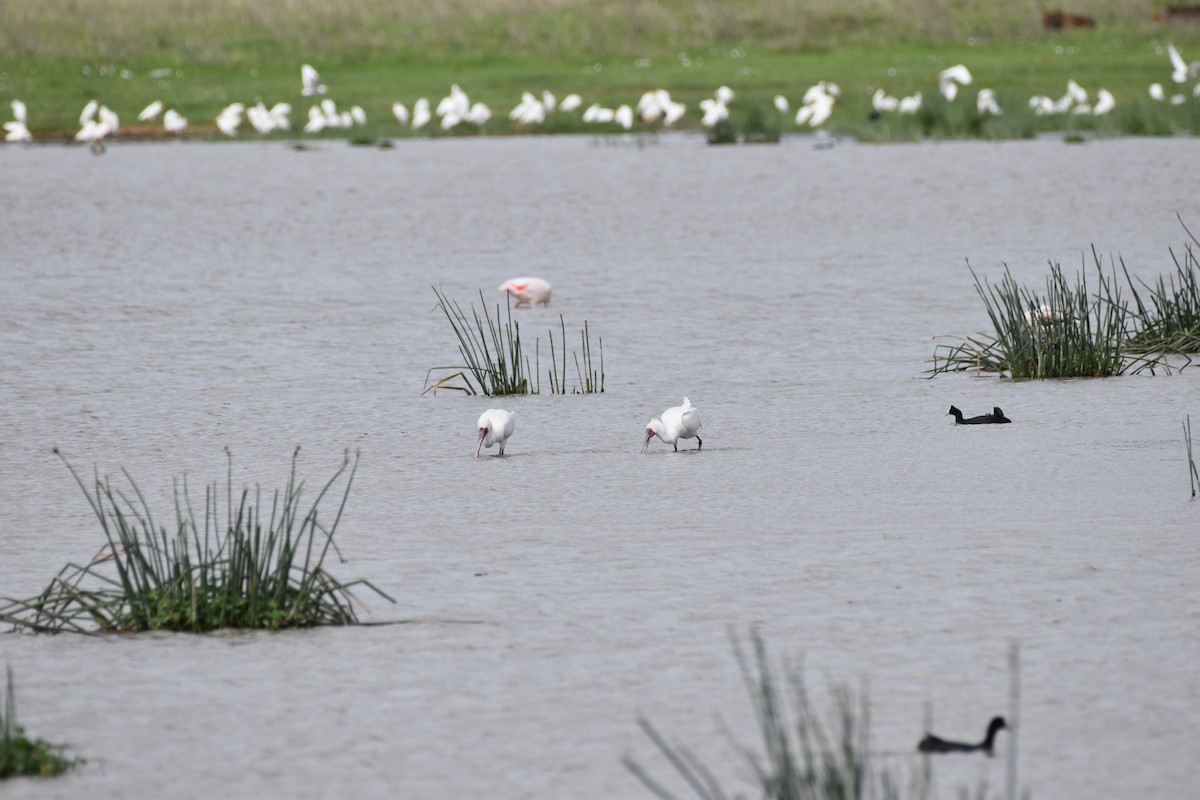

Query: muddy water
1;135;1197;799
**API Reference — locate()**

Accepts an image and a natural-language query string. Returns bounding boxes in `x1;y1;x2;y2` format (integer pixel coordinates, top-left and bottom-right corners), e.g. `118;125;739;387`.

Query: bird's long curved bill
475;428;487;458
641;433;652;454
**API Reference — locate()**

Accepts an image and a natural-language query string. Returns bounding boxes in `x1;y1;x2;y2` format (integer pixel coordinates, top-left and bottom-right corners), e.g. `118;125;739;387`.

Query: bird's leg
697;436;703;450
673;442;678;451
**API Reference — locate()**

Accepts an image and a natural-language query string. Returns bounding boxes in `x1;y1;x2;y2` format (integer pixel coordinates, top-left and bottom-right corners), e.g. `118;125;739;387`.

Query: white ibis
476;409;515;457
498;277;552;307
643;398;702;453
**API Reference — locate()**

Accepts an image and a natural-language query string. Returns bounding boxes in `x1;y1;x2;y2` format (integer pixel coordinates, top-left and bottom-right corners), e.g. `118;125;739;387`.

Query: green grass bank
1;0;1198;140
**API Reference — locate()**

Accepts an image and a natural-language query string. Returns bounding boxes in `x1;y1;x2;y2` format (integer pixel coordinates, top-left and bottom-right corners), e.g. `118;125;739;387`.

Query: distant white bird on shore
643;398;702;453
542;90;557;112
773;94;790;113
938;64;973;101
498;277;552;307
392;101;409;126
301;64;327;96
1167;43;1200;83
1149;83;1166;102
11;99;27;124
1092;89;1116;115
466;102;492;125
615;104;634;130
163;109;187;133
79;99;99;127
582;104;615;123
215;103;244;136
872;89;899;113
795;82;837;127
898;91;923;114
976;88;1002;116
559;93;583;112
412;98;431;129
138;100;163;121
4;120;32;142
475;409;515;458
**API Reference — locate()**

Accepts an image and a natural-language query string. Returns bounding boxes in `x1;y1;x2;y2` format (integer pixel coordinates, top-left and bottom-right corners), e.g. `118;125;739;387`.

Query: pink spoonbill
643;398;702;453
476;409;515;457
498;277;552;307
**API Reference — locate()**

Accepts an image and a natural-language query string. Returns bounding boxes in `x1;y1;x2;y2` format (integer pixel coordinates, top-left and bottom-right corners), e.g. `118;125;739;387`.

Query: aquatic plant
623;630;925;800
0;448;392;634
426;288;603;395
929;250;1164;379
429;286;531;396
1123;218;1200;354
1186;415;1199;499
0;666;80;778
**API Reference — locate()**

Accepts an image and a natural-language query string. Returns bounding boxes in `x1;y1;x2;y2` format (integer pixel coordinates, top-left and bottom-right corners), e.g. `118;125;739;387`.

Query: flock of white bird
475;278;702;458
3;45;1198;145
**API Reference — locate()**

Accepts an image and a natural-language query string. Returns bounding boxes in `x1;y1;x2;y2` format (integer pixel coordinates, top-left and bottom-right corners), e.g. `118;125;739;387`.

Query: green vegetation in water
1;666;81;779
0;448;393;634
929;241;1196;379
426;287;603;396
1185;415;1199;498
1123;217;1200;354
1;0;1199;142
624;629;928;800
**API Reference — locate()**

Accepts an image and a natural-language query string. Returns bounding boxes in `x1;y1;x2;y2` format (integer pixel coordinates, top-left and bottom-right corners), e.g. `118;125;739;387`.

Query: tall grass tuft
623;630;924;800
429;286;531;396
427;288;603;395
1;666;80;778
0;449;393;635
929;250;1165;379
1123;218;1200;354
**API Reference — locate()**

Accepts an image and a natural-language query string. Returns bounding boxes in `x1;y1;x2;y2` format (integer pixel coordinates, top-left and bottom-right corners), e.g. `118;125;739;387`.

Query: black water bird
948;405;1011;425
918;716;1007;756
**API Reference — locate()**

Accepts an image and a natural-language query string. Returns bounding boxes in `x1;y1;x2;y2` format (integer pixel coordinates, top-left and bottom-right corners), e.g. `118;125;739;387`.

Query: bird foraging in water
948;405;1011;425
498;277;552;307
475;409;515;458
918;716;1007;756
643;398;702;453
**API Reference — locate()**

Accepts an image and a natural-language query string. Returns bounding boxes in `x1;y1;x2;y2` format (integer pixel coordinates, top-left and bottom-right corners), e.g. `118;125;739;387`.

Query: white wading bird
976;88;1002;116
138;100;163;121
559;93;583;112
476;409;515;458
643;398;703;453
163;109;187;133
1167;44;1200;83
301;64;327;96
938;64;973;102
498;277;552;307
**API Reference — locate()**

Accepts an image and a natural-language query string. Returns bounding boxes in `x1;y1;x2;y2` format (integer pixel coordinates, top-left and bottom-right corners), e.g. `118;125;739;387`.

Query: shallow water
1;135;1198;799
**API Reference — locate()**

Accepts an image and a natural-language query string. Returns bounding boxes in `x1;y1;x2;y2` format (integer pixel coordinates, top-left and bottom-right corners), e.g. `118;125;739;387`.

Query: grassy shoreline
2;2;1199;141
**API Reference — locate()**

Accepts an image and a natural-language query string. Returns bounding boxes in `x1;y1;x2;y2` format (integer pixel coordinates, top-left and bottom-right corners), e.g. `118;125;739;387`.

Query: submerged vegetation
426;287;603;396
1;667;80;779
0;449;392;634
931;229;1199;379
624;630;926;800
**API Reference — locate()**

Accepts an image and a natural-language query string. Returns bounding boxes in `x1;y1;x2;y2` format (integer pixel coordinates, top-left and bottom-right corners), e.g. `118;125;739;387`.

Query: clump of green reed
1123;218;1200;354
706;118;738;145
1;667;81;778
623;630;925;800
546;316;605;395
426;288;603;395
429;286;531;396
929;249;1166;379
0;448;392;635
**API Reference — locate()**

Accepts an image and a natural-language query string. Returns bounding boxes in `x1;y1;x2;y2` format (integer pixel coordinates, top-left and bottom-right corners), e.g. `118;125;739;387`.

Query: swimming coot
948;405;1011;425
918;716;1007;756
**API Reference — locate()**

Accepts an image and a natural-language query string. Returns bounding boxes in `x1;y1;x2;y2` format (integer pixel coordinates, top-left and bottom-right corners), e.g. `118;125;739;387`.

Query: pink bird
498;276;552;307
476;408;515;457
643;397;703;453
